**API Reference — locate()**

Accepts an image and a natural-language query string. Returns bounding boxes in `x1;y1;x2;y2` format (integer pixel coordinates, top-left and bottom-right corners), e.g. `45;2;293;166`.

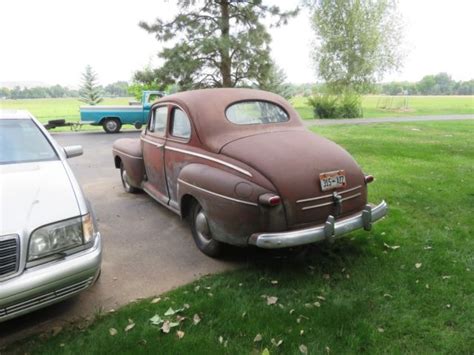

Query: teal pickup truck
80;91;164;133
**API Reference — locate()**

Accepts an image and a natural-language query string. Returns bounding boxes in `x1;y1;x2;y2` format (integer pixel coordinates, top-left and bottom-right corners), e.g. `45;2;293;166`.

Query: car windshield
225;101;289;125
0;119;58;164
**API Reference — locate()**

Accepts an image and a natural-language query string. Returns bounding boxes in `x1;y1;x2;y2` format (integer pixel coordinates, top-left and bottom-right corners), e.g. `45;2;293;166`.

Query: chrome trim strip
341;192;362;202
140;137;164;148
178;179;258;207
296;185;362;204
340;185;362;194
167;146;252;177
297;193;332;204
112;148;143;160
249;200;388;249
301;201;333;211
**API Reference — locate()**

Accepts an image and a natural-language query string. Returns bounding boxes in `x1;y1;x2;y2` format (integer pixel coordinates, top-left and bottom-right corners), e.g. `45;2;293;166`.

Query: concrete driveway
0;131;238;345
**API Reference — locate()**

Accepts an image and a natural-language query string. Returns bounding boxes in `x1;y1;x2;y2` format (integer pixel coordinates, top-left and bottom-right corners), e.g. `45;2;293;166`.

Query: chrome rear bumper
249;201;388;249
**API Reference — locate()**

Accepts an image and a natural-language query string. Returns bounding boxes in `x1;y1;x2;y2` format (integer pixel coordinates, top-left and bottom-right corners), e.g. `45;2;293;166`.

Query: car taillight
365;175;374;184
259;193;281;207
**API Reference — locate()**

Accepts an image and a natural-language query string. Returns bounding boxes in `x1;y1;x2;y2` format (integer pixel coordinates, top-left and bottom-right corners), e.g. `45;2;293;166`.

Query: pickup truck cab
80;91;164;133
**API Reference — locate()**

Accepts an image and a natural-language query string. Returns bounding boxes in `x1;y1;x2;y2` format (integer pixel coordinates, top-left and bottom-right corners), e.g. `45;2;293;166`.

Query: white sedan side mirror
63;145;83;158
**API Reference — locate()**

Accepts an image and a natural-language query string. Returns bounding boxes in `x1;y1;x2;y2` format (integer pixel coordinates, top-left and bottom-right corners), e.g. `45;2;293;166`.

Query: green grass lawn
291;95;474;119
8;121;474;354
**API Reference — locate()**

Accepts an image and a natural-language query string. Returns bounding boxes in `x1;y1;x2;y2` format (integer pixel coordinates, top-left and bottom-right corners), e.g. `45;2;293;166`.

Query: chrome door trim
167;146;252;177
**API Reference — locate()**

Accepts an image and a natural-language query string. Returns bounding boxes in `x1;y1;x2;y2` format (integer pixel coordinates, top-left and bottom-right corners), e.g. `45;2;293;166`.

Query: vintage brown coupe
112;89;387;256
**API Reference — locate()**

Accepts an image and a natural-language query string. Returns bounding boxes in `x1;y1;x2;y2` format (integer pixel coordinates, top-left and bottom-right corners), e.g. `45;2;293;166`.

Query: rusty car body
112;88;387;256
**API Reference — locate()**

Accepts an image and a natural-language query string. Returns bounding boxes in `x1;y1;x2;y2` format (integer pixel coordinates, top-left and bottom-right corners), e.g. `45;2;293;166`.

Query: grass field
0;96;472;126
291;95;474;119
9;120;474;354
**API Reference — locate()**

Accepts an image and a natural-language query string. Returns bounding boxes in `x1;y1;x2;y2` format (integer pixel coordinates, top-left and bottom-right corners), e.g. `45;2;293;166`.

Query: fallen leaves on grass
254;334;263;342
176;330;185;339
262;348;270;355
266;296;278;305
383;242;400;250
151;297;161;304
193;314;201;325
299;344;308;354
271;338;283;347
109;328;118;336
161;320;180;334
415;263;422;269
124;319;135;332
164;307;184;316
150;314;164;326
271;280;278;285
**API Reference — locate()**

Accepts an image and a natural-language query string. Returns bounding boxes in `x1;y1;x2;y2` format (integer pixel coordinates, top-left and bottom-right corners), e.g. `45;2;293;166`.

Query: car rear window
225;101;289;125
0;119;58;164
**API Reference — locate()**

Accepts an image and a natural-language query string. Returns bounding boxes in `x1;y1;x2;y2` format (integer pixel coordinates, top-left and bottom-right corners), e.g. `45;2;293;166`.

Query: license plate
319;170;346;191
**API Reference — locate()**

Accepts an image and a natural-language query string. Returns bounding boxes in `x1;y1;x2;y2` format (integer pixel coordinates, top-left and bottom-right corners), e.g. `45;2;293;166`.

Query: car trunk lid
220;130;367;228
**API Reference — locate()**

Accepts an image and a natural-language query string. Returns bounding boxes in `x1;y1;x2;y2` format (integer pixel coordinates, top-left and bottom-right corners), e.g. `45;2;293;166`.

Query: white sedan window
0;119;57;164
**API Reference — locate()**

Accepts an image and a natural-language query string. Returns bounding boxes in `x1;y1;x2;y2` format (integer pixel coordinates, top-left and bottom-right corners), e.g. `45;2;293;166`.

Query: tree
310;0;404;94
137;0;298;90
79;65;103;105
257;61;293;99
104;81;129;97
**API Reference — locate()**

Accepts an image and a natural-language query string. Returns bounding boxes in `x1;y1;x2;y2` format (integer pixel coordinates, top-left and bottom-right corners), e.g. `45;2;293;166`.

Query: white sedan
0;110;102;322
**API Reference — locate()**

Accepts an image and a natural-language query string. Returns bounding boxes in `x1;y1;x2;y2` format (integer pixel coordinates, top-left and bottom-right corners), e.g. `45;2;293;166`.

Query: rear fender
178;164;286;246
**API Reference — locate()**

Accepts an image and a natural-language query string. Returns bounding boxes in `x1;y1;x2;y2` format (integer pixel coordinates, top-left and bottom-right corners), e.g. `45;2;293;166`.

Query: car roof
0;109;34;120
154;88;304;153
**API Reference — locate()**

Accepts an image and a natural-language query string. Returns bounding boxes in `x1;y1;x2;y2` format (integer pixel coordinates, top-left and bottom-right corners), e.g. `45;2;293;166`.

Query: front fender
112;138;145;188
177;164;286;246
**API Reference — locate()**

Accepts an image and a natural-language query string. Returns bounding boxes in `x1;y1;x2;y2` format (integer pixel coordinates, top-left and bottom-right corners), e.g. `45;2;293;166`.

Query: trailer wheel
48;119;66;126
102;118;121;133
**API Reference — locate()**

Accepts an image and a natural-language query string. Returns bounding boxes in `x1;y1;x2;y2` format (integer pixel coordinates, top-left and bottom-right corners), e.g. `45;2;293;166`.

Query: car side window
149;106;168;136
170;108;191;140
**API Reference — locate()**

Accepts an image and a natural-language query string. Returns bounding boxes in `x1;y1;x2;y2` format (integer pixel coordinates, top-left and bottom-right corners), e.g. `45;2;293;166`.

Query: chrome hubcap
106;120;118;131
195;210;212;242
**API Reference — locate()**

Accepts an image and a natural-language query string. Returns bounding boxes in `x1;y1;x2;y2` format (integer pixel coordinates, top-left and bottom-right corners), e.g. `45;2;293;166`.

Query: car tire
102;118;121;133
189;201;224;257
120;163;139;193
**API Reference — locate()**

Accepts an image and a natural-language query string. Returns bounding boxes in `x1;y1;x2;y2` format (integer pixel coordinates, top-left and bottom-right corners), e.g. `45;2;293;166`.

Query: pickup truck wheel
190;202;223;257
103;118;121;133
120;163;139;193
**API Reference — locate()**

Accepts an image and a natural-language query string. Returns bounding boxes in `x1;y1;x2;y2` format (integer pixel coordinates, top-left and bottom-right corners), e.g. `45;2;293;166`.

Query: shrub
307;93;363;119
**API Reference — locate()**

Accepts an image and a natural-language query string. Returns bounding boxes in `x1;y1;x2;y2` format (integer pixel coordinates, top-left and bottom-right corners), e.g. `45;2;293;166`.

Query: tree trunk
219;1;232;87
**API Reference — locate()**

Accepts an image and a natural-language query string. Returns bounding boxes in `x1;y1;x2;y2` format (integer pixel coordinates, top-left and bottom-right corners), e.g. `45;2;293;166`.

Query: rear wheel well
114;156;122;169
180;194;198;220
100;116;121;124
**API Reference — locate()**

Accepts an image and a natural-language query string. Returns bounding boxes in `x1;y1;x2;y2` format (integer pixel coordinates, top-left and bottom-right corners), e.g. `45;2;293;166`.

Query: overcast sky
0;0;472;87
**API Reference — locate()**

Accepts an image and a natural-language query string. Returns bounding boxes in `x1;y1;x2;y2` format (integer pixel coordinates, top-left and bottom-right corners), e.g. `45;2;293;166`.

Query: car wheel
190;201;224;257
102;118;121;133
120;163;139;193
